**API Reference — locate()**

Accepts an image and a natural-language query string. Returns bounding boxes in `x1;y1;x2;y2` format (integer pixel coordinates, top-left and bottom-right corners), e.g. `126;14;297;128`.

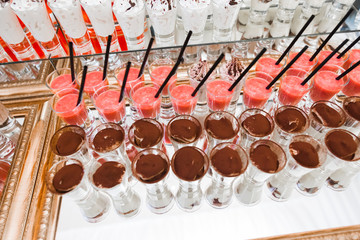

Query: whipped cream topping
146;0;175;12
179;0;209;8
114;0;144;13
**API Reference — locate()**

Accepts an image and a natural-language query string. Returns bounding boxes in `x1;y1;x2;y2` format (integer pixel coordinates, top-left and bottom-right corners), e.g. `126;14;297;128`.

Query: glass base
186;31;204;44
296;181;321;196
326;177;347;192
155;32;175;47
212;28;232;42
147;197;174;214
266;180;293;202
125;34;146;50
81;191;111;223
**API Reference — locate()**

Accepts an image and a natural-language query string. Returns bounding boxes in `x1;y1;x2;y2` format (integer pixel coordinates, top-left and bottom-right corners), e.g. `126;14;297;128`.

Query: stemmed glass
342;96;360;136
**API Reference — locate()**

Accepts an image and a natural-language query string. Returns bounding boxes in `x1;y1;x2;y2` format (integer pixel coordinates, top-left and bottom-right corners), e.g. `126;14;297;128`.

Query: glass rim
50;89;85;114
274;105;310;134
280;74;314;92
342;96;360;122
76;66;106;88
206;75;236;98
88;122;125;153
168;80;198;101
114;62;144;83
209;142;249;177
171;146;209;181
204;111;240;139
50;125;86;156
324;129;360;162
309;100;346;128
128;118;164;148
148;58;175;81
130;81;161;104
167;114;202;144
239;108;275;137
92;85;125;111
45;67;74;90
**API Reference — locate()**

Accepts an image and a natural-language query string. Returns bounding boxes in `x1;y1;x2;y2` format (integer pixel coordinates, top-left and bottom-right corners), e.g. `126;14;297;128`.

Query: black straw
102;35;112;81
119;62;131;102
266;46;308;89
276;15;315;65
337;35;360;59
228;48;267;91
301;39;349;85
310;8;353;62
77;65;87;106
154;60;181;98
336;59;360;80
69;42;76;84
191;53;225;97
176;31;192;63
138;37;154;78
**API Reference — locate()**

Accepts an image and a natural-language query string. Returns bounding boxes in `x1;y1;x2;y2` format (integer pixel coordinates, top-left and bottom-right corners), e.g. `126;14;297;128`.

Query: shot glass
326;161;360;191
234;140;287;206
211;0;241;41
342;96;360;136
243;72;274;110
130;81;162;119
46;159;111;223
179;0;210;43
297;129;360;196
50;88;94;131
308;100;346;140
128;118;164;151
272;105;309;147
204;111;240;151
188;60;211;106
148;57;177;97
114;61;145;98
206;74;238;112
266;135;327;201
167;115;202;151
168;81;198;115
288;48;318;72
145;0;177;46
113;0;146;50
76;66;108;97
341;60;360;97
206;143;248;208
239;108;274;150
132;148;174;214
50;125;90;166
92;85;126;124
255;49;286;79
88;155;141;217
171;146;209;212
317;50;349;70
45;68;78;95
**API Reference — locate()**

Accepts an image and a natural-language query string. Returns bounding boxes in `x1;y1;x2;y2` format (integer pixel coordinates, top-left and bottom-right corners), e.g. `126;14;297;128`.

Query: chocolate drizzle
325;130;358;161
52;164;84;193
229;0;237;5
93;161;126;188
126;0;135;11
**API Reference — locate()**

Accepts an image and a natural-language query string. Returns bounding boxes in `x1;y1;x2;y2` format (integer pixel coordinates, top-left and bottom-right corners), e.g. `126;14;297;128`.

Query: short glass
50;125;90;167
167;115;202;151
239;108;274;150
148;57;176;97
272;105;310;147
114;61;144;98
204;111;240;151
206;143;248;208
128;118;164;151
326;161;360;191
46;159;111;223
171;146;209;212
188;60;212;106
266;135;327;201
342;96;360;136
88;155;141;217
342;60;360;97
168;81;198;115
234;140;287;206
243;72;274;110
206;74;238;112
45;68;78;95
130;81;162;119
255;49;287;79
92;85;126;124
76;66;108;97
132;148;174;214
297;129;360;196
288;48;318;72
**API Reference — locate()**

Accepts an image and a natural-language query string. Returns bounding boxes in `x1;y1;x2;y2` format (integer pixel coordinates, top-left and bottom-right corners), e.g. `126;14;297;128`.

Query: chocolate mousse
275;108;308;133
250;144;279;173
242;114;272;137
220;58;244;79
93;161;126;188
343;97;360;121
325;130;358;161
310;102;344;127
93;128;124;152
289;141;319;168
211;146;244;177
168;118;201;144
133;154;169;183
55;131;84;156
188;60;209;82
172;147;208;181
130;119;163;148
53;164;84;193
205;116;237;139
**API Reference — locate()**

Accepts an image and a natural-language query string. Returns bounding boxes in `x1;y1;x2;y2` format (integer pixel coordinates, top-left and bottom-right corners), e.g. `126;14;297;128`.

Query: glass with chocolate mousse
266;135;327;201
308;100;346;140
234;140;287;206
188;60;212;106
273;105;309;146
239;108;274;149
132;148;174;214
128;118;164;151
50;125;90;166
171;146;209;212
297;129;360;196
206;143;248;208
167;115;203;151
88;155;141;217
343;96;360;135
46;159;111;223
